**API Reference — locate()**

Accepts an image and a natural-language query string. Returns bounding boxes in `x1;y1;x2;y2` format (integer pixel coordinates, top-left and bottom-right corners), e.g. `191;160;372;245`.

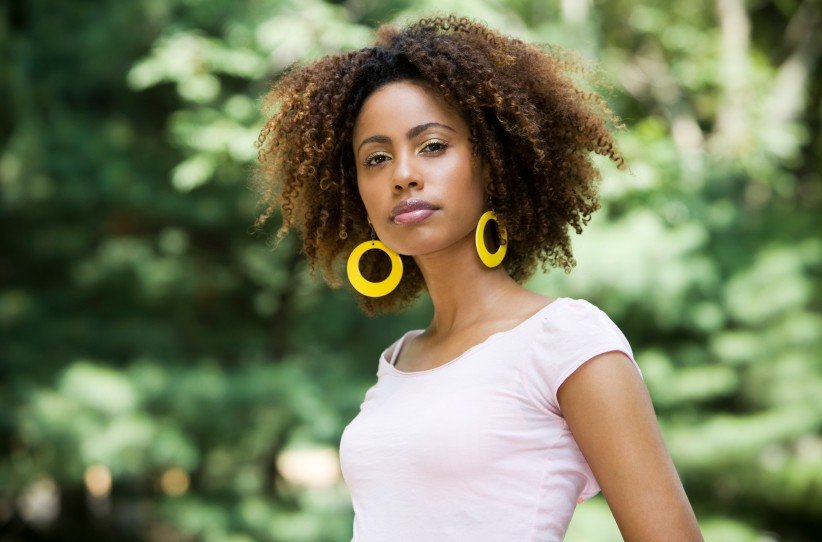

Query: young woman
253;15;703;542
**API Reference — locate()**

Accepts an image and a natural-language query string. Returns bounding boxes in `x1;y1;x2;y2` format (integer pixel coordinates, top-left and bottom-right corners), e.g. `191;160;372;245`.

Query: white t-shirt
339;297;644;541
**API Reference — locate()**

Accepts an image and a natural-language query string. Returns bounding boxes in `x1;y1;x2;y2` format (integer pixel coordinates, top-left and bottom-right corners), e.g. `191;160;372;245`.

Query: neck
412;233;520;335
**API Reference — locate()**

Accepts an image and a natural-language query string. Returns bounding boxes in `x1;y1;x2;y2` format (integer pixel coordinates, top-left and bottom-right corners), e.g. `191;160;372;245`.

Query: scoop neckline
380;296;570;376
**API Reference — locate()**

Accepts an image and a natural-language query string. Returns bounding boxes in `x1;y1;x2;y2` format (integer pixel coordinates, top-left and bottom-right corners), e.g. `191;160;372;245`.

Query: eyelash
363;140;448;168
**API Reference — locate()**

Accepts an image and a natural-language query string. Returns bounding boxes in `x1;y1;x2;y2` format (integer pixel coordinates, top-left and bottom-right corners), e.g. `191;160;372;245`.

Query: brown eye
365;152;390;167
422;141;448;153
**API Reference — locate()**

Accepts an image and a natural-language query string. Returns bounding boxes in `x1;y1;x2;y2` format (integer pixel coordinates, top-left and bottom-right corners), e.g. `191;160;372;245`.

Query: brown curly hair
251;14;626;316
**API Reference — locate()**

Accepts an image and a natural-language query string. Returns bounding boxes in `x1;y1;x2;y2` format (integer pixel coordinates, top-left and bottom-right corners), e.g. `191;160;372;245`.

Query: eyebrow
356;122;456;154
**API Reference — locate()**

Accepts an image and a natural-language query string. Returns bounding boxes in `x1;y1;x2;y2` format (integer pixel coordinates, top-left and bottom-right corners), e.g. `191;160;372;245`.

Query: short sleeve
522;298;644;418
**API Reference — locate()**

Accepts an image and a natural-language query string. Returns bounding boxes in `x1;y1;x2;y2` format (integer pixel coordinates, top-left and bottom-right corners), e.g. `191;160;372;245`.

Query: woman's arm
557;351;703;541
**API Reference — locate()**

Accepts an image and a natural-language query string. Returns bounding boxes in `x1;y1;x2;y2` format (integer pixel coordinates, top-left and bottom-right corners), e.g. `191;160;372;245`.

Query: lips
390;198;438;223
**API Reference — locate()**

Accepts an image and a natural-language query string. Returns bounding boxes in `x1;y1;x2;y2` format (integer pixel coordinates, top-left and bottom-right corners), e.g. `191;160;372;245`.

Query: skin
559;352;704;540
352;80;703;540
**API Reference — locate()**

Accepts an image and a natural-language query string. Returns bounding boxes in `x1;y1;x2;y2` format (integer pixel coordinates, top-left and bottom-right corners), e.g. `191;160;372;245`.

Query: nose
392;155;422;192
394;178;420;191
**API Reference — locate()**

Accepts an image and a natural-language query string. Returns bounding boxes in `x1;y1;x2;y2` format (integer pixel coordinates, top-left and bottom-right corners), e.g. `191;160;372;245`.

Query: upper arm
557;351;703;542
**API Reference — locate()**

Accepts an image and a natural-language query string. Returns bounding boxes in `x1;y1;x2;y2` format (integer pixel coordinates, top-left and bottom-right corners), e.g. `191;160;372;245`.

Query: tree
1;0;818;540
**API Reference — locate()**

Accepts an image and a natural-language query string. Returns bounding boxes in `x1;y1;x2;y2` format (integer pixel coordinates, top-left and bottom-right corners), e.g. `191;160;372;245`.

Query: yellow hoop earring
347;239;403;297
475;210;507;268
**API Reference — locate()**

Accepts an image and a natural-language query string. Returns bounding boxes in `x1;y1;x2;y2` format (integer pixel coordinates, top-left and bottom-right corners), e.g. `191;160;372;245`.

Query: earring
475;208;507;268
346;221;403;297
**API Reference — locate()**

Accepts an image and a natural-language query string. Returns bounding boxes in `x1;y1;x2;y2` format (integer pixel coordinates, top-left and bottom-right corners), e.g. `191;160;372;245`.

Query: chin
384;238;434;257
392;233;467;258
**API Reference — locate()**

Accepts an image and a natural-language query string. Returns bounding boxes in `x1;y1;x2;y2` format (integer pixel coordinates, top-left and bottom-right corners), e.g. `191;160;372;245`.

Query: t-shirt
338;296;644;541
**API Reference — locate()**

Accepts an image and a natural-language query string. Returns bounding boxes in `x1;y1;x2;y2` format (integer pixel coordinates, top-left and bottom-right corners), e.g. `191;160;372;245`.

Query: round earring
475;210;507;267
346;223;403;297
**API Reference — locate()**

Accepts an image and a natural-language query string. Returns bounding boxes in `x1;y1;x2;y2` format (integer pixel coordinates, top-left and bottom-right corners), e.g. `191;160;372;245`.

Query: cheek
355;178;381;217
448;153;486;205
355;174;370;201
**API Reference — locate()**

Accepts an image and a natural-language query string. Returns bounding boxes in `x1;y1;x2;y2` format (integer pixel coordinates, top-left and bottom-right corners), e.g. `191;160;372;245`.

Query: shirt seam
525;428;566;542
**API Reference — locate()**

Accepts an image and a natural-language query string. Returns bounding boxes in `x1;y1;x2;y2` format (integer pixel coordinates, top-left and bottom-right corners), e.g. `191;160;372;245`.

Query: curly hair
251;14;626;316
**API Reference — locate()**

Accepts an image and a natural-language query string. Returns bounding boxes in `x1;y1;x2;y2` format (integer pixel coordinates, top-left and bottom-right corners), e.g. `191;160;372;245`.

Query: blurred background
1;0;820;540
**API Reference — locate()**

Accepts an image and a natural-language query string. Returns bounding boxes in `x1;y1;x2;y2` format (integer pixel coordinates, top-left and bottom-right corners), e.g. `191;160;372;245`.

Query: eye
364;151;391;168
421;140;448;153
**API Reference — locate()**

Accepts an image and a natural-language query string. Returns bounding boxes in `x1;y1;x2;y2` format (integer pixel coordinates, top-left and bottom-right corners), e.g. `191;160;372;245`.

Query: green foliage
1;0;819;540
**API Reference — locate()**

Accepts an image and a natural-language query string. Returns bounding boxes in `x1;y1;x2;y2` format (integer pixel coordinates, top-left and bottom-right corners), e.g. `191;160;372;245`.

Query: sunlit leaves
2;0;819;540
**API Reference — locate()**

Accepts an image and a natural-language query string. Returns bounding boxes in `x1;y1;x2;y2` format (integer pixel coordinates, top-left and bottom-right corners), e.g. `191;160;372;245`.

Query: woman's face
352;80;488;257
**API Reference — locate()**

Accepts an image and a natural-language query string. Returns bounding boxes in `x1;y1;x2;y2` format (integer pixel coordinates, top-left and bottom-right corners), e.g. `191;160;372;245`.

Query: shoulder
535;297;630;353
378;328;423;367
549;296;619;326
521;296;643;415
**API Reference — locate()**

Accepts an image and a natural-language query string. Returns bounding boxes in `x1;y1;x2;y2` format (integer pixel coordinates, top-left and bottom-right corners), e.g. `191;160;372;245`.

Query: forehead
352;80;464;139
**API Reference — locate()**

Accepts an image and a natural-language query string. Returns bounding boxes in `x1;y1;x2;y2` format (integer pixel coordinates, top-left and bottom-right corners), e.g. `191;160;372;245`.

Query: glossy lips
391;198;438;224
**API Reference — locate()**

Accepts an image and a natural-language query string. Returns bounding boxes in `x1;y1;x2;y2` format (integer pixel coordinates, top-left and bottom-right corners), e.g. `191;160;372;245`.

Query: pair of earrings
346;210;508;297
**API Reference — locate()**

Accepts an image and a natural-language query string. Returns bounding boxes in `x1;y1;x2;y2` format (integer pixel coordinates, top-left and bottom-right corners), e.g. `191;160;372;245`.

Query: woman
253;15;703;541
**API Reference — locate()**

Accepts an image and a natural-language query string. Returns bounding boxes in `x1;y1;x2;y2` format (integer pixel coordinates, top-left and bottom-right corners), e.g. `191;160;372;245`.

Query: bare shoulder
558;351;703;541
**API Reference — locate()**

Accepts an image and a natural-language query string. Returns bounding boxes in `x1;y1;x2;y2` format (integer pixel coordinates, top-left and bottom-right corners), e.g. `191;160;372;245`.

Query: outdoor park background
1;0;820;540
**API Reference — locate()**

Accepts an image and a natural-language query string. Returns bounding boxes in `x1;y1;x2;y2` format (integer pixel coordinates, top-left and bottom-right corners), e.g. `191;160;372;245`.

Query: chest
393;324;519;373
343;357;562;482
